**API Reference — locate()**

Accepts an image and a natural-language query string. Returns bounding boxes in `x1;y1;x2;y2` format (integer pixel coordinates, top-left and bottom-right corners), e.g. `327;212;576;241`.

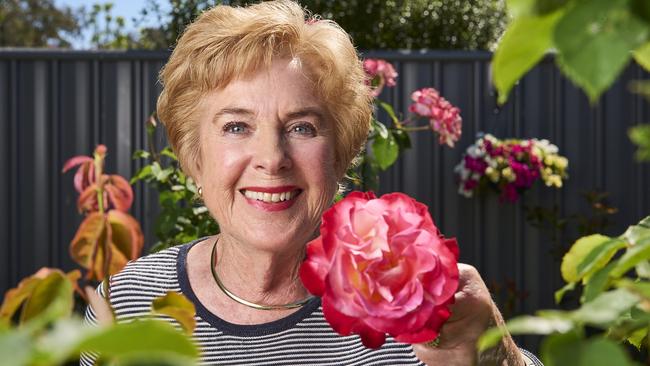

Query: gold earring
198;186;203;198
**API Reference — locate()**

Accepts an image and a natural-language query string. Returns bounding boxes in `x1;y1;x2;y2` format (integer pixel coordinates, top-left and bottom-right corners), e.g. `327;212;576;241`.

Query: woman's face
194;58;338;252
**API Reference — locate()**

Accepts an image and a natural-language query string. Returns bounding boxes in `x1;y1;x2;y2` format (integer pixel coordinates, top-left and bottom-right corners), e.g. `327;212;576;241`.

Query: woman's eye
223;122;248;134
290;123;317;137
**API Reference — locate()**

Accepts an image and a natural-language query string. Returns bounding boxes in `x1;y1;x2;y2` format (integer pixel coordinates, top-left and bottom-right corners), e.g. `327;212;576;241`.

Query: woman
83;1;540;365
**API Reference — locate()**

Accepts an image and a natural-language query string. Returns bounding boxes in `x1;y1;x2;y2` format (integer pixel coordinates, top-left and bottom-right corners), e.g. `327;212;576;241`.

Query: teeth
243;190;296;203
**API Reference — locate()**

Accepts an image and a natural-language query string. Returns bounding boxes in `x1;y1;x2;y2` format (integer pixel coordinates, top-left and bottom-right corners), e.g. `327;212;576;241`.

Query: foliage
0;0;80;47
79;2;136;49
282;0;507;50
62;145;144;281
454;133;568;202
493;0;650;104
131;116;219;253
479;217;650;365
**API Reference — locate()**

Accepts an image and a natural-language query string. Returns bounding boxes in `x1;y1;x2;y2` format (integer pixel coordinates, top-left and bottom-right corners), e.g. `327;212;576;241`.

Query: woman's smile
240;186;303;211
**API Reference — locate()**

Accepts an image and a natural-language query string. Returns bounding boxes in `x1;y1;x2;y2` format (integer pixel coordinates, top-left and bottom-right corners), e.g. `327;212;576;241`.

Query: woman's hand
413;264;525;366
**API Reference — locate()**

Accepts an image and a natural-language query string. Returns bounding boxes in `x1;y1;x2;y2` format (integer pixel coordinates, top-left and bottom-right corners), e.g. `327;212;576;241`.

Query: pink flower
300;191;459;348
363;59;398;97
409;88;462;147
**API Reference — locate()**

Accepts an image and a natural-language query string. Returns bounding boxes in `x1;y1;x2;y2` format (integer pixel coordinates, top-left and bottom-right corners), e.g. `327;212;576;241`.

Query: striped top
81;240;424;365
81;239;543;366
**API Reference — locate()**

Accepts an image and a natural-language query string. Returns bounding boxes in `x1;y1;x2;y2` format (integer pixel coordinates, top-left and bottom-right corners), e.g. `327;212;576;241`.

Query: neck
214;234;310;307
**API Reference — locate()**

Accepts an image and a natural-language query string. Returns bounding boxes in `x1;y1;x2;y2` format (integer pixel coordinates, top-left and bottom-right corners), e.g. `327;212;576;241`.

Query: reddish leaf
70;212;109;280
61;156;92;173
108;210;144;262
105;175;134;212
77;183;99;213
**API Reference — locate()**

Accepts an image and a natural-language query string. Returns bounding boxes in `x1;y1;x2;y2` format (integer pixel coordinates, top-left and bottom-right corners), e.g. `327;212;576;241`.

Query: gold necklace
210;239;315;311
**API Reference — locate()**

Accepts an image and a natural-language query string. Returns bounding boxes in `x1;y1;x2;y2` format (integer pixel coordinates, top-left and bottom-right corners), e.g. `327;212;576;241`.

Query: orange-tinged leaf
105;175;134;212
61;155;92;173
20;271;74;323
70;212;108;280
108;210;144;261
77;183;99;213
152;292;196;334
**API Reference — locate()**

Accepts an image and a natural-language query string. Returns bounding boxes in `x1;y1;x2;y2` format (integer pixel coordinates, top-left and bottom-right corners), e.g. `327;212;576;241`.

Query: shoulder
106;242;192;319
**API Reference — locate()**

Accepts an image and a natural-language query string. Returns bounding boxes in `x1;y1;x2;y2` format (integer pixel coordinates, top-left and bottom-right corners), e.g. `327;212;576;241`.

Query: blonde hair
157;0;372;178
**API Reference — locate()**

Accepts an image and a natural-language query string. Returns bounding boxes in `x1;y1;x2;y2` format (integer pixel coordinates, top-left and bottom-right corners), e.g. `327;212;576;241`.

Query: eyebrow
212;106;326;123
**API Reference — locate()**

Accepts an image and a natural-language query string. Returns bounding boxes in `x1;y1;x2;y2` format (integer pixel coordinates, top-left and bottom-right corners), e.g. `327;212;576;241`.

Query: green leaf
626;326;647;350
629;125;650;162
107;351;197;366
582;261;616;303
371;132;399;170
152;293;196;335
623;220;650;245
76;320;198;359
131;150;150;160
493;11;563;104
161;147;178;161
561;234;614;283
392;129;412;152
615;278;650;300
633;42;650;72
478;315;573;352
129;165;153;184
554;0;649;102
576;237;626;282
0;330;32;366
534;0;570;15
570;288;640;326
636;260;650;278
372;119;389;139
611;237;650;277
505;0;536;17
555;282;575;304
542;334;635;366
20;272;74;324
378;101;399;125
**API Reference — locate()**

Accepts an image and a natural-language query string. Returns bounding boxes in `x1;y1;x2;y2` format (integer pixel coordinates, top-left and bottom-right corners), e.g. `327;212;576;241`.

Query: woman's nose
252;129;292;175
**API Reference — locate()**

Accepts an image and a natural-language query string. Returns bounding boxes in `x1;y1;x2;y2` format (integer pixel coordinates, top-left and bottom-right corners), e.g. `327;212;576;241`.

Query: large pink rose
300;191;459;348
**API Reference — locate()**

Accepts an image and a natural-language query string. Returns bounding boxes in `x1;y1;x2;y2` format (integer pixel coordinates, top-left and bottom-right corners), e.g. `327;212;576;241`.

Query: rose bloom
300;191;459;348
363;58;398;96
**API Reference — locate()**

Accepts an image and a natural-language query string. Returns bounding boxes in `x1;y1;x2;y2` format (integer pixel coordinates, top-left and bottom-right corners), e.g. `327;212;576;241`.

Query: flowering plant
454;134;568;202
356;58;463;191
62;144;144;280
300;191;459;348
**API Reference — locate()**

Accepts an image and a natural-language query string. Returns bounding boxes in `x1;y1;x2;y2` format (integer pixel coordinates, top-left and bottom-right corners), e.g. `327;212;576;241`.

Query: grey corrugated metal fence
1;50;648;345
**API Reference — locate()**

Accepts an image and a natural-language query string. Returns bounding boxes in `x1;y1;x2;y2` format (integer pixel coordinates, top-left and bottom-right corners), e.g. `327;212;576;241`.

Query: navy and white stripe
81;240;424;365
81;239;543;365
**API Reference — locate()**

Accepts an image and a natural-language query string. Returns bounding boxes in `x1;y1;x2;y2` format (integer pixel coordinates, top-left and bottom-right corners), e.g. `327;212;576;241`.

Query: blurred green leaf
633;42;650;72
372;132;399;170
629;125;650;162
577;237;626;282
554;0;649;102
130;165;153;184
562;234;613;283
20;271;74;324
611;237;650;278
478;315;573;351
161;147;178;161
623;219;650;245
570;289;639;326
625;326;647;350
493;11;563;104
555;282;575;304
378;102;399;125
0;329;32;366
582;262;616;303
542;333;635;366
152;293;196;335
372;119;389;139
392;129;412;152
131;150;150;160
76;320;198;360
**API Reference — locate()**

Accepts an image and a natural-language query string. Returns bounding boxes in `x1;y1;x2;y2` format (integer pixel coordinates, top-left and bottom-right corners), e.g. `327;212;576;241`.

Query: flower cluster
300;191;459;348
454;134;568;202
363;58;398;97
409;88;462;147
